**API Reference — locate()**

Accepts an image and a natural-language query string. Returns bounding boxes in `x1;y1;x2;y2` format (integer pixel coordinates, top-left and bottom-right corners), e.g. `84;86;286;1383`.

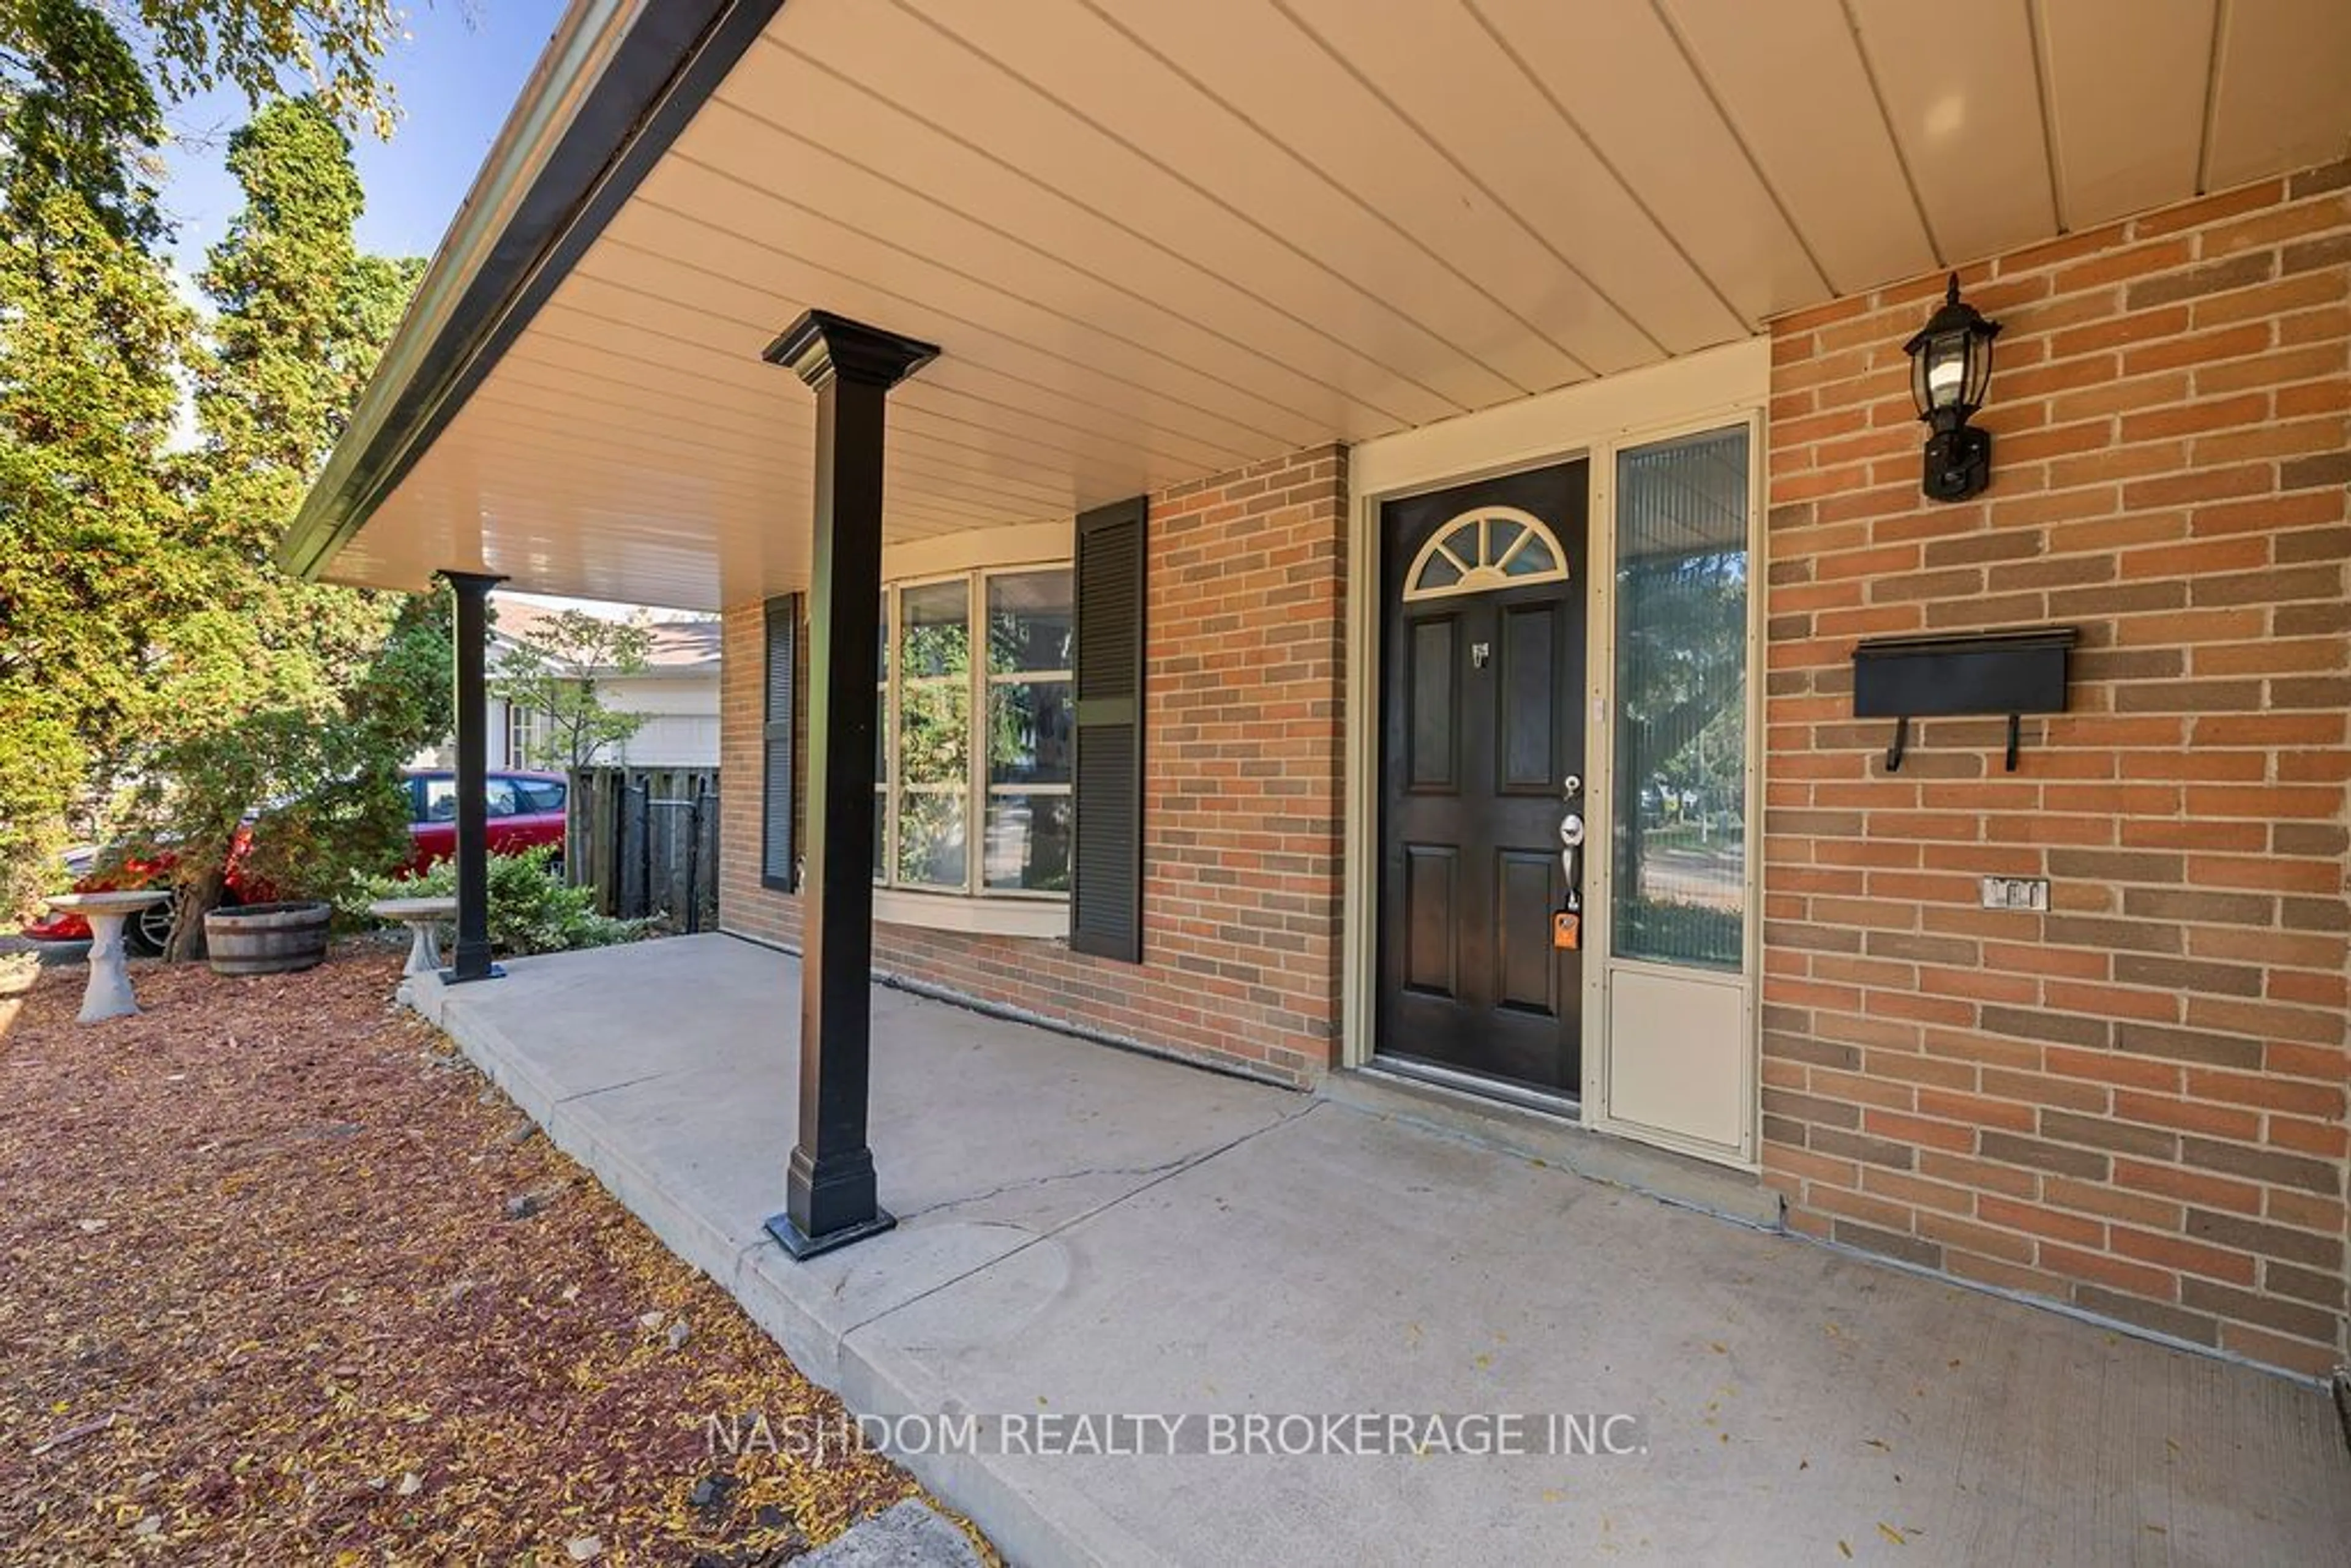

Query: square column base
765;1207;897;1261
439;962;506;986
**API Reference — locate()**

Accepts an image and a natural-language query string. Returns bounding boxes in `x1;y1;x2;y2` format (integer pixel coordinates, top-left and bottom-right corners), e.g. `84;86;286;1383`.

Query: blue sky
159;2;664;613
159;1;568;276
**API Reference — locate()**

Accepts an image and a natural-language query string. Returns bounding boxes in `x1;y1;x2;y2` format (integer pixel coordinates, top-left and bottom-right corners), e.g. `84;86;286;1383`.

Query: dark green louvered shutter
762;595;799;891
1071;497;1146;961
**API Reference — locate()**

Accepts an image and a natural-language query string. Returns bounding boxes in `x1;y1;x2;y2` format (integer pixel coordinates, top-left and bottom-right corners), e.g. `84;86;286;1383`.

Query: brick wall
1761;162;2350;1376
719;444;1348;1086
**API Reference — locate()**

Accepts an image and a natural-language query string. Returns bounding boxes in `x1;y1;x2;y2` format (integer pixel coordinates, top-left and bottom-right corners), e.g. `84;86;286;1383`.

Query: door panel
1499;602;1559;792
1406;617;1459;790
1495;849;1562;1015
1402;846;1458;997
1378;462;1588;1098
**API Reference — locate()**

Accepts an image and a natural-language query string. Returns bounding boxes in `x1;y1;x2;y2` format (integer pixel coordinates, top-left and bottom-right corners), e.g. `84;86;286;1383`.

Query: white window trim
876;557;1073;905
504;702;550;771
874;887;1070;939
1401;505;1572;601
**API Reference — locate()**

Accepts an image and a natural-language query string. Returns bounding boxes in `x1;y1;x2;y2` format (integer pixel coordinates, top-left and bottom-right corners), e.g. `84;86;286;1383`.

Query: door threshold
1327;1063;1784;1232
1362;1056;1580;1120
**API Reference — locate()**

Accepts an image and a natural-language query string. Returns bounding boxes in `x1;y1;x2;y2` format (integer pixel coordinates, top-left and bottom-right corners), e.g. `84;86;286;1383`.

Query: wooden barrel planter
204;901;333;976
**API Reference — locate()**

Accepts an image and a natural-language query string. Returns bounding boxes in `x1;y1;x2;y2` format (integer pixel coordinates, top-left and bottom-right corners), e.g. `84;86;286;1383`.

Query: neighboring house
417;599;722;772
284;3;2349;1383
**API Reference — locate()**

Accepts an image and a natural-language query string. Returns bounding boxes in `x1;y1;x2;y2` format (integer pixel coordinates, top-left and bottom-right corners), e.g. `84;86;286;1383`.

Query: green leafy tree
126;589;450;940
489;609;656;771
3;0;405;142
0;2;190;913
123;97;432;956
0;0;170;243
0;0;409;918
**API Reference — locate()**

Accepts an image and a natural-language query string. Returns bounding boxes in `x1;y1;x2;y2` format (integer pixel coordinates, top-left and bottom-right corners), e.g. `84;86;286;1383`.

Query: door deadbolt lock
1562;773;1583;799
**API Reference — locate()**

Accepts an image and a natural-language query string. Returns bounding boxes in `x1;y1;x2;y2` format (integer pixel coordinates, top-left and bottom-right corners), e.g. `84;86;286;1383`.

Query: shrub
342;845;646;956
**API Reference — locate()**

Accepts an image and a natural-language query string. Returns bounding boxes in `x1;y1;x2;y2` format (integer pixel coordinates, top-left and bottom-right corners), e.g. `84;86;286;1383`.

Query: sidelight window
1611;426;1750;971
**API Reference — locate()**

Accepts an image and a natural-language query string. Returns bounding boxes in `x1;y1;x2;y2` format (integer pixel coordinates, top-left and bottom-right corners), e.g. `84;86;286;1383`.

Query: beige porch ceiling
314;0;2351;610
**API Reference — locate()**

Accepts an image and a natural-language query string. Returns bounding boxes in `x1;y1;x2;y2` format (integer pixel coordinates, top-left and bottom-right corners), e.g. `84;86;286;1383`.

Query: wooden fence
566;765;720;932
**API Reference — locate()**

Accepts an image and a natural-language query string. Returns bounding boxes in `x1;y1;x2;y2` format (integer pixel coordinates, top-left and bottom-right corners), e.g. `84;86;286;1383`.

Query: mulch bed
0;946;988;1564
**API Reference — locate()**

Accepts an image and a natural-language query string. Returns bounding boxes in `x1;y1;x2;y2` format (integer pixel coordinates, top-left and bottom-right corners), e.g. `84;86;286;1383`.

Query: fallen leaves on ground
0;947;991;1564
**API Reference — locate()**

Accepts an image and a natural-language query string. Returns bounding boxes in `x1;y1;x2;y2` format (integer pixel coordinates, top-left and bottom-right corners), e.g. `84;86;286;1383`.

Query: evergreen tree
0;0;427;929
0;1;191;911
128;97;436;956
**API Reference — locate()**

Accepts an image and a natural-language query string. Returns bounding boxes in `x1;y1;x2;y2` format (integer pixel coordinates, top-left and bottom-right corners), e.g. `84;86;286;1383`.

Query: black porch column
440;569;506;984
761;310;938;1260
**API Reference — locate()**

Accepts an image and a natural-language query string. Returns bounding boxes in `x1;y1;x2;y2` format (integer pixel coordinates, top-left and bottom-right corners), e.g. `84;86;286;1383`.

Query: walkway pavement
410;935;2350;1566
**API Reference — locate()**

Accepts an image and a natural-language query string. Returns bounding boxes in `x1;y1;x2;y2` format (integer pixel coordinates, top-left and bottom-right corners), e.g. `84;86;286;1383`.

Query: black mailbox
1852;626;2076;773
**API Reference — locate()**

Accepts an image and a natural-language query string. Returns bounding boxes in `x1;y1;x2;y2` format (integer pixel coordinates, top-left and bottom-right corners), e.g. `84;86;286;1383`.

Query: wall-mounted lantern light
1903;273;2001;503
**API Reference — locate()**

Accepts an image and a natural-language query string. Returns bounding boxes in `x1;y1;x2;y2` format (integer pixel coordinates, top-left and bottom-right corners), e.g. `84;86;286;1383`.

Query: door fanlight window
1402;506;1570;601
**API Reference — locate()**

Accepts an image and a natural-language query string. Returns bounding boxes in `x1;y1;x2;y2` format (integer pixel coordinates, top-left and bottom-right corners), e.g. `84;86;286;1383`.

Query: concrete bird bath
370;895;460;977
43;890;173;1024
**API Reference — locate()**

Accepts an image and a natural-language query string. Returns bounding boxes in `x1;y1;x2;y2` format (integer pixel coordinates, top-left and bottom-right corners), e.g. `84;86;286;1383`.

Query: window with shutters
1070;496;1144;961
868;564;1073;901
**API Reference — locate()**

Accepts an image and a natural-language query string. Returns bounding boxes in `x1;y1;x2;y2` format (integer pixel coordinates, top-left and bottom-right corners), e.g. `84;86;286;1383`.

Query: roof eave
279;0;787;587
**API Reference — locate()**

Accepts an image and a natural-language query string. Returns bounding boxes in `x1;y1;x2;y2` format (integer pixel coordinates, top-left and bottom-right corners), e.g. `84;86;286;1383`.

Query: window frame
875;560;1074;902
514;776;566;815
504;702;549;770
1400;505;1570;602
419;775;457;823
482;775;521;819
1606;424;1752;976
890;571;976;893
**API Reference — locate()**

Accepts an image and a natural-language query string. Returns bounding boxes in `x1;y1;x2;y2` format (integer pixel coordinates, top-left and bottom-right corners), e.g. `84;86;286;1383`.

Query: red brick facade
719;445;1348;1086
1760;162;2350;1376
715;166;2347;1377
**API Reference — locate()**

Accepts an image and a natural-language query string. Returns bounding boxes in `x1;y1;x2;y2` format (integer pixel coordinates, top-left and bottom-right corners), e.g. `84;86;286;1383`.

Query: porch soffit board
2035;0;2214;230
279;0;789;593
2203;0;2351;190
297;0;2351;612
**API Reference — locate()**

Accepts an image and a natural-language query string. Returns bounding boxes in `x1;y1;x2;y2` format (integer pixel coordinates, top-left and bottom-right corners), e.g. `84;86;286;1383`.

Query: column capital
435;569;508;596
763;309;939;392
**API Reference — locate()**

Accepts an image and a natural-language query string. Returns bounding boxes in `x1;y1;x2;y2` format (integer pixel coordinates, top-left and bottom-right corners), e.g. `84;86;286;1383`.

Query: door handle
1554;809;1588;951
1559;811;1585;909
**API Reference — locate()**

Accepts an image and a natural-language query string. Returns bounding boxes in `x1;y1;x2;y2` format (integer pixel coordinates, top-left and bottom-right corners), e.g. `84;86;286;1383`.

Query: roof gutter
278;0;786;584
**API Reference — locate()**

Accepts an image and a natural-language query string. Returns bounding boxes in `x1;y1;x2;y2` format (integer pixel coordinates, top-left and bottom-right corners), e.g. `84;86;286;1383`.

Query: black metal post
761;310;938;1261
440;570;506;983
612;786;627;915
637;782;653;920
682;788;703;935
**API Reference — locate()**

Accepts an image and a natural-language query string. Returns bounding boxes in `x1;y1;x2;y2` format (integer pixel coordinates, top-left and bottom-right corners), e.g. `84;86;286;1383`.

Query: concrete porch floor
410;935;2349;1566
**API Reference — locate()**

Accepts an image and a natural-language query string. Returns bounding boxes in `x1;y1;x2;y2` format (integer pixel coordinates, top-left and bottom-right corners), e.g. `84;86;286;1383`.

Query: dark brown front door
1377;462;1588;1098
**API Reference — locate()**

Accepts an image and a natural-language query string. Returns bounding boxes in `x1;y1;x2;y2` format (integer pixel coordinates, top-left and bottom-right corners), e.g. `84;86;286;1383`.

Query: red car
21;769;568;955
